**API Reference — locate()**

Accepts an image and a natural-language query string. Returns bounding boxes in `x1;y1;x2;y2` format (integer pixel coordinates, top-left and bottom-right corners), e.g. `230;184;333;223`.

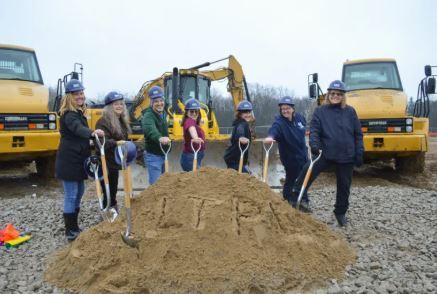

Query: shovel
238;139;250;174
88;158;110;222
159;141;172;173
117;141;138;248
296;150;323;209
94;134;111;214
262;141;274;183
191;140;202;172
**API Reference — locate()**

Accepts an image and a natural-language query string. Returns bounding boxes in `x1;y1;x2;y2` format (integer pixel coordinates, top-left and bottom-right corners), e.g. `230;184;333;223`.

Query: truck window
343;62;402;91
0;49;43;83
165;76;210;105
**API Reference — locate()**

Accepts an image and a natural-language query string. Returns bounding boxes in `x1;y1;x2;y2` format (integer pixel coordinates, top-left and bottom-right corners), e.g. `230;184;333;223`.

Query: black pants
292;157;354;215
100;167;119;208
283;164;307;203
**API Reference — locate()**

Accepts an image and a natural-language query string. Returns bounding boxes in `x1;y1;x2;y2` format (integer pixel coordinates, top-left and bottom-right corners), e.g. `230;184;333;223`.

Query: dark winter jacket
95;115;129;170
310;104;363;163
55;110;93;180
224;119;251;166
141;107;169;156
268;113;308;167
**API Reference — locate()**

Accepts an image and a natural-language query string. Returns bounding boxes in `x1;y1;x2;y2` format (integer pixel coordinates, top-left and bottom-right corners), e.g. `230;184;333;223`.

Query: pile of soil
45;167;355;293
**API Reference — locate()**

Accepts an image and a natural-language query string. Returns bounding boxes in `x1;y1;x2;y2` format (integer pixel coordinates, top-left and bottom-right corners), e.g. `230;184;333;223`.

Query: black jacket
224;119;251;166
55;110;93;180
310;104;363;163
95;115;129;170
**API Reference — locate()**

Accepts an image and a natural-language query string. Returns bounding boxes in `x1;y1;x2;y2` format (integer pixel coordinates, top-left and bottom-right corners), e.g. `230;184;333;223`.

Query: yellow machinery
0;44;59;177
308;58;429;172
130;55;251;142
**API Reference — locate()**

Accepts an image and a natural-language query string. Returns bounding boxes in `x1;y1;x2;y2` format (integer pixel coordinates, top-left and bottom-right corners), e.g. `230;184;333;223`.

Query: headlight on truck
49;123;56;130
406;126;413;132
406;118;413;125
48;114;56;121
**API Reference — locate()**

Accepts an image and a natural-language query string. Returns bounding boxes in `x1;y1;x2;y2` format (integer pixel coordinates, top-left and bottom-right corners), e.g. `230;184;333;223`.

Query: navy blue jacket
55;110;93;180
268;113;308;167
310;104;363;163
224;119;251;166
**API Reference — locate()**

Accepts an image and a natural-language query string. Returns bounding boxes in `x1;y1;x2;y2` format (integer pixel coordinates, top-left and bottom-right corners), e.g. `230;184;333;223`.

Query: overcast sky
2;0;437;99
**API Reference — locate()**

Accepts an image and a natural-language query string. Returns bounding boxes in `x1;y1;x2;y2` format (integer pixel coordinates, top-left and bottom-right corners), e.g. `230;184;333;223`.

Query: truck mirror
425;65;432;77
312;73;318;83
309;84;318;99
426;77;436;94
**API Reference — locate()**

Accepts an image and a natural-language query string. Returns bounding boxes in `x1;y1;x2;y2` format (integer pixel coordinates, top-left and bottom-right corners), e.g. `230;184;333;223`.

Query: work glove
355;153;364;167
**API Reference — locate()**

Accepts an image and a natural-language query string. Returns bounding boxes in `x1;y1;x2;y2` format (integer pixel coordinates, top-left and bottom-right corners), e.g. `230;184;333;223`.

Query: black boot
73;208;81;233
335;214;348;227
63;213;79;241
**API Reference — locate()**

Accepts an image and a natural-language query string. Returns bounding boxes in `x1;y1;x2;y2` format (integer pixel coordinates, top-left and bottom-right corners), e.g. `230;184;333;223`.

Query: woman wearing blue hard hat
180;98;206;171
292;80;364;226
55;79;105;241
95;91;131;212
264;96;309;211
224;100;253;173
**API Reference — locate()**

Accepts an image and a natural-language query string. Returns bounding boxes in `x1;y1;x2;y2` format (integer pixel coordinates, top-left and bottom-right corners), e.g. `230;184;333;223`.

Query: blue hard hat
104;91;124;105
65;79;85;93
148;86;164;100
278;96;295;106
84;155;103;180
237;100;253;111
327;80;346;92
184;98;200;110
115;141;137;166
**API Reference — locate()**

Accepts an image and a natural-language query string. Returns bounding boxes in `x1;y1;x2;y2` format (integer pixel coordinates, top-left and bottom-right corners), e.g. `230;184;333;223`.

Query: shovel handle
127;165;133;199
123;169;131;209
193;157;198;172
164;159;169;173
238;155;244;174
262;153;269;183
101;155;109;184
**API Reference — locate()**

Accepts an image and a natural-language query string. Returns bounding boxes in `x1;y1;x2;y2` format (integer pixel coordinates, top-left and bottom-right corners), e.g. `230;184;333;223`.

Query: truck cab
0;44;59;176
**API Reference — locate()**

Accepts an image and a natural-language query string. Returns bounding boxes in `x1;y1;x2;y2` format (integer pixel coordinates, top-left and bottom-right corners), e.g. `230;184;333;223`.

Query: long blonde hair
324;91;347;108
59;93;87;115
102;103;132;137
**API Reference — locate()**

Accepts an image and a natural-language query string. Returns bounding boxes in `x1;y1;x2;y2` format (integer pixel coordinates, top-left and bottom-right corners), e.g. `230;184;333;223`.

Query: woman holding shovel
55;79;105;241
180;99;205;172
224;100;253;173
95;91;131;214
292;80;363;226
264;96;309;211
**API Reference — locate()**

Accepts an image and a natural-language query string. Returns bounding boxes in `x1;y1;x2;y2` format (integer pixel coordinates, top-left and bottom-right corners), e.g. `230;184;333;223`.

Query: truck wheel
395;152;425;173
36;156;56;178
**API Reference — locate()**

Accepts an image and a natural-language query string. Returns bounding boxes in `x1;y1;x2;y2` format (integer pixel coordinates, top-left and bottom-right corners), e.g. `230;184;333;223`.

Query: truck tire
36;156;56;178
395;152;425;173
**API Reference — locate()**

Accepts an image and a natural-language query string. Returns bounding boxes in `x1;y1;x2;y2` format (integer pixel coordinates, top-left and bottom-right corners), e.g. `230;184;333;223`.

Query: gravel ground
0;179;436;293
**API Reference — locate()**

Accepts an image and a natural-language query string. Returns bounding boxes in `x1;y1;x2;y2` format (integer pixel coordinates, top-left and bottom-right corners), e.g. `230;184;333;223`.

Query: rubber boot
63;213;79;241
335;214;348;227
73;208;81;233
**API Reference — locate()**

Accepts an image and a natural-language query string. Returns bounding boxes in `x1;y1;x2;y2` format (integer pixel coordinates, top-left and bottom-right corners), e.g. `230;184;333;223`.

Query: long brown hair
181;110;201;127
324;91;347;108
102;102;131;137
59;93;87;115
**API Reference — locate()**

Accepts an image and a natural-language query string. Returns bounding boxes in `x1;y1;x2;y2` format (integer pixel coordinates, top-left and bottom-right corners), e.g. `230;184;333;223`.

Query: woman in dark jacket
293;80;364;226
95;91;131;213
264;96;309;211
55;79;104;241
224;101;253;173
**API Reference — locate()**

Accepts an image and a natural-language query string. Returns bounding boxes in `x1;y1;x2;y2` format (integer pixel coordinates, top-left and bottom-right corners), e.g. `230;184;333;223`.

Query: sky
1;0;437;100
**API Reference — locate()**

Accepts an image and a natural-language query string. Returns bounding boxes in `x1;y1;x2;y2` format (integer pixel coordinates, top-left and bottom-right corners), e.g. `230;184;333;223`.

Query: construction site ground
0;137;436;293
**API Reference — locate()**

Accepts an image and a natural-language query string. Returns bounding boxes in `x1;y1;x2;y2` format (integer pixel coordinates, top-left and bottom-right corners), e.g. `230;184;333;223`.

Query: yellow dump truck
0;44;59;177
309;58;429;172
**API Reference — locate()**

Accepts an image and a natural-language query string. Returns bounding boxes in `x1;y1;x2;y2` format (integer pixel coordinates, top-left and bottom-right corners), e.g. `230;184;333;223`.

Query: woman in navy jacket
55;79;104;241
264;96;309;211
293;80;364;226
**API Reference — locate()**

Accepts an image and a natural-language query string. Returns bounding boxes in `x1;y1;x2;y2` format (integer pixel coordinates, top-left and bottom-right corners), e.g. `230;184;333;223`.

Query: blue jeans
180;151;205;172
226;162;250;173
63;180;85;213
144;152;165;185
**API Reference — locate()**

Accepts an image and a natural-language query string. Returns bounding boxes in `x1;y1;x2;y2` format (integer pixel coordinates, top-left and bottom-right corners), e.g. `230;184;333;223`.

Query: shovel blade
120;232;139;248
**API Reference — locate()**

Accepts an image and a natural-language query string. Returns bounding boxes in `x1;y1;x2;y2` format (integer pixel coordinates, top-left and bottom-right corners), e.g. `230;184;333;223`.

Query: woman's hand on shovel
92;129;105;137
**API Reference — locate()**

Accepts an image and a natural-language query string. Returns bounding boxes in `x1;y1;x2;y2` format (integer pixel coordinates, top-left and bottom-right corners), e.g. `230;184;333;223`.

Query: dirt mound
45;167;355;293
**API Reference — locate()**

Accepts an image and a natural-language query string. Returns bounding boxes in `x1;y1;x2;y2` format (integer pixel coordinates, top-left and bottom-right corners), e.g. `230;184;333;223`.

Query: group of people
55;78;363;242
